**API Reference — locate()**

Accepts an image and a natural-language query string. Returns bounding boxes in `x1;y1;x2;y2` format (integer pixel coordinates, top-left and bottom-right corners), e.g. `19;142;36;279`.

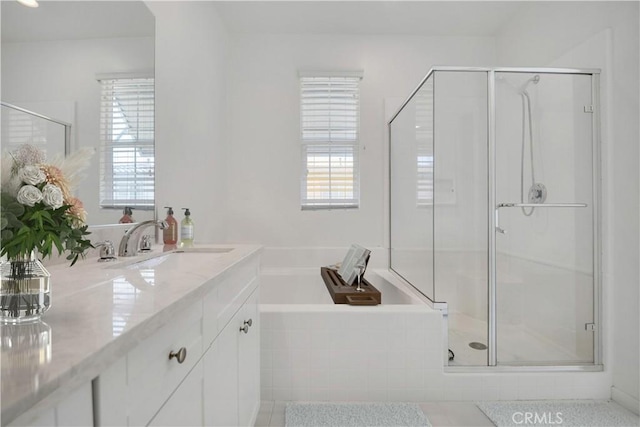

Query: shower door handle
495;209;507;234
496;203;588;208
494;203;588;234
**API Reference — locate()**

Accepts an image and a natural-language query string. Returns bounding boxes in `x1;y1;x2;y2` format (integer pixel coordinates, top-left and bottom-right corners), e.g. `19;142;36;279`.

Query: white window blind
416;154;434;205
99;77;154;210
300;75;361;209
415;83;434;206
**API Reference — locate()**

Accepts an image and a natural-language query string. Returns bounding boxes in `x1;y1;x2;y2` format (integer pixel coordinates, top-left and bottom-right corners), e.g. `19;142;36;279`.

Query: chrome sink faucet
94;240;117;262
118;220;168;257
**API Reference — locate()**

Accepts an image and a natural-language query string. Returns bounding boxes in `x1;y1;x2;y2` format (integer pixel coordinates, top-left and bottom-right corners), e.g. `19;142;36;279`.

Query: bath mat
285;402;431;427
477;400;639;427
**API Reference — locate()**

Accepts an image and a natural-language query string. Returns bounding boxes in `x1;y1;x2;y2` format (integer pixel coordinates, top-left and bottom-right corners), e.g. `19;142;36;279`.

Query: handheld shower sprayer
519;74;546;216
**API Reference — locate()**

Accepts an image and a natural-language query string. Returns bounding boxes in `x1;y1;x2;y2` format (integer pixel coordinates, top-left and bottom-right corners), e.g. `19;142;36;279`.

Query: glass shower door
494;72;596;365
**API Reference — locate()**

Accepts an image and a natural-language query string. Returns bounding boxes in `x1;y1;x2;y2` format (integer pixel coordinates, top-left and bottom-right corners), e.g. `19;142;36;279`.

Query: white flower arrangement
1;144;94;265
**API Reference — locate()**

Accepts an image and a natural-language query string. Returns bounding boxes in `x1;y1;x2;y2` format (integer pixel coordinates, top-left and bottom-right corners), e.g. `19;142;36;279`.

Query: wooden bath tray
320;267;381;305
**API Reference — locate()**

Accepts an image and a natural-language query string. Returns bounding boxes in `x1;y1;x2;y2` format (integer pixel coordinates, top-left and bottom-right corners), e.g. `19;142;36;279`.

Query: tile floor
255;401;495;426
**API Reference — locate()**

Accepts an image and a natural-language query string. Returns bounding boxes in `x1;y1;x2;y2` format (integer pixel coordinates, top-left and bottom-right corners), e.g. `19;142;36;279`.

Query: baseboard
611;386;640;415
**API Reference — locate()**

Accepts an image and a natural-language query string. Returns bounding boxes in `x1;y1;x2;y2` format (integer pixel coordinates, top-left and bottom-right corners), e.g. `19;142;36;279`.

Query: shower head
497;74;541;94
520;75;540;93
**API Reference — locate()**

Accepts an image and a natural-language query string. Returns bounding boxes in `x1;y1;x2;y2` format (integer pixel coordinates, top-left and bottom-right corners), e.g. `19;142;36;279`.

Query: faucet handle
95;240;117;262
140;235;153;252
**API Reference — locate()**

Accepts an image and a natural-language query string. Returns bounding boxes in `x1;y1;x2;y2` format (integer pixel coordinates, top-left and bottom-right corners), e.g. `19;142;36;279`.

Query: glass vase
0;252;51;324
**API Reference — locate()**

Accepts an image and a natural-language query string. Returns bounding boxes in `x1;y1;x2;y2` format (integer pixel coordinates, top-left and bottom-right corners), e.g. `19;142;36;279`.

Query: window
300;73;362;209
416;153;434;206
415;82;433;206
99;77;154;210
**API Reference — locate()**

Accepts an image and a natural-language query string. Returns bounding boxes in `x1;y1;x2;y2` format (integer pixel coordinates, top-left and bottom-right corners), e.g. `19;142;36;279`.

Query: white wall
145;1;229;244
497;1;640;413
225;34;495;250
144;0;635;407
1;37;154;225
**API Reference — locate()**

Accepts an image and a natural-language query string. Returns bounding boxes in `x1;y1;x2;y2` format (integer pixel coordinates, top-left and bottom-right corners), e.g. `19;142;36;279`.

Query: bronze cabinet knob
169;347;187;364
240;319;252;334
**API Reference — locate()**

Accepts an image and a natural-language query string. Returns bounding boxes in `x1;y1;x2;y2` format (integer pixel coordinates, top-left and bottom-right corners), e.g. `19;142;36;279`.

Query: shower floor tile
447;313;585;366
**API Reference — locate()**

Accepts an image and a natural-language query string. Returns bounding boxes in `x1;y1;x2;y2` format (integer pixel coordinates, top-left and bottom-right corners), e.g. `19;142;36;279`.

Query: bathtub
261;267;425;305
259;268;443;402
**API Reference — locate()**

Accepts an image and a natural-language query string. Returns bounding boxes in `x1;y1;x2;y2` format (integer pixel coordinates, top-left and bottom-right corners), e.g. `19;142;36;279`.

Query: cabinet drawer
127;303;203;426
203;260;259;346
9;383;92;427
148;361;203;427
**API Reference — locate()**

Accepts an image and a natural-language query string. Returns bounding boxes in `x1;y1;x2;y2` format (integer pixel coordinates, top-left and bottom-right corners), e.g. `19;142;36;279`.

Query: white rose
18;165;46;186
16;185;43;207
41;184;64;209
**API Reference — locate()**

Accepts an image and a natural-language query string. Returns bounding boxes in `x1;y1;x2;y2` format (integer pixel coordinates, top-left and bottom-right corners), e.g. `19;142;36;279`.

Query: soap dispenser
163;207;178;245
180;208;194;247
119;207;134;224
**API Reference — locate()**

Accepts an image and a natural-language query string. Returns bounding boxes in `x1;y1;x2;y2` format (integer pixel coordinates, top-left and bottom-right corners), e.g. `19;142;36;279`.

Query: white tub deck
260;268;431;306
259;268;443;402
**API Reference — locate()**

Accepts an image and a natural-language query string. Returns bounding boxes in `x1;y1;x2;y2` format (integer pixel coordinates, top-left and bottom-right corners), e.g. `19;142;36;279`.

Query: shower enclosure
1;102;71;156
388;67;601;368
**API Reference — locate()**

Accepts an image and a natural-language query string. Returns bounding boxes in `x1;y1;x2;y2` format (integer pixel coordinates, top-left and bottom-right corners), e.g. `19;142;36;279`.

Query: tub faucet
118;220;168;257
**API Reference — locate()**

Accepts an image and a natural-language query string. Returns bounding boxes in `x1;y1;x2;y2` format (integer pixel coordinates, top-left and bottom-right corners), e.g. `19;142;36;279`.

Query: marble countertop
0;244;262;426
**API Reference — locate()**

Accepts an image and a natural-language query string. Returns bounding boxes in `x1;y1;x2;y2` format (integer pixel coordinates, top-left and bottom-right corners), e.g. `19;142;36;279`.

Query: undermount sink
173;247;234;254
107;247;235;269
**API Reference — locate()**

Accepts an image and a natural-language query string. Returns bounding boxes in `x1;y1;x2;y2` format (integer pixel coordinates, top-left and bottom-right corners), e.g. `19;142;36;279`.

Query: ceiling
214;1;525;36
1;1;154;43
2;1;526;42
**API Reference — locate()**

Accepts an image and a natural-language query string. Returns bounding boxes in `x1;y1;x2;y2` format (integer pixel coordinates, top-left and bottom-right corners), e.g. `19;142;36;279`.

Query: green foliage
1;191;92;266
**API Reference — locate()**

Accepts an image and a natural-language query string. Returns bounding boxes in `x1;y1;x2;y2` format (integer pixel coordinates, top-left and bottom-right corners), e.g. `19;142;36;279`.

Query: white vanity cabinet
129;304;203;426
94;252;261;427
94;301;203;427
203;311;239;426
1;246;263;427
203;285;260;426
8;383;93;427
237;289;260;427
148;361;204;427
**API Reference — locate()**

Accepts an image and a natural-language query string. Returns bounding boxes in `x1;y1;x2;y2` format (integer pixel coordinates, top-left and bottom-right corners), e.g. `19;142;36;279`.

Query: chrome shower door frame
1;101;72;156
388;66;602;369
487;67;602;368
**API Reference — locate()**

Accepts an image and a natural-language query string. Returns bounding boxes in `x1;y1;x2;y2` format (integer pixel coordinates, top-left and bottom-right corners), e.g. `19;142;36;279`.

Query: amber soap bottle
163;206;178;245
